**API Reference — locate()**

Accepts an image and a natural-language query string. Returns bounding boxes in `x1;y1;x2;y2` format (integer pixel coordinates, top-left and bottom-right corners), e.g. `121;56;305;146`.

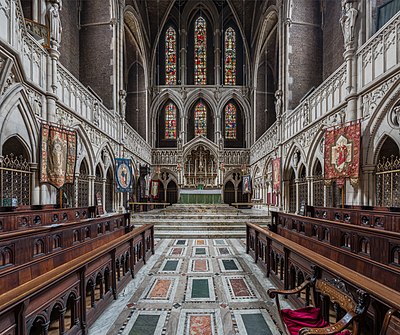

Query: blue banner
115;158;133;192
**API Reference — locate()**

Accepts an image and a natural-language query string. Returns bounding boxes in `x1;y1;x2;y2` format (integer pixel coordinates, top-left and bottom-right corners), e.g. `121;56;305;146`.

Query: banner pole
342;185;344;209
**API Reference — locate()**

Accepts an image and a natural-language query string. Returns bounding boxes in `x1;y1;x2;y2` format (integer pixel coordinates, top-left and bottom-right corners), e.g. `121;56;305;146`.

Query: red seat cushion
281;307;351;335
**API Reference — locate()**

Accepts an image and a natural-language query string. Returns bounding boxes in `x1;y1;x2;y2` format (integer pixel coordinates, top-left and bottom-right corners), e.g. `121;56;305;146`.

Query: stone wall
59;0;80;79
287;0;323;109
79;0;114;108
322;1;344;80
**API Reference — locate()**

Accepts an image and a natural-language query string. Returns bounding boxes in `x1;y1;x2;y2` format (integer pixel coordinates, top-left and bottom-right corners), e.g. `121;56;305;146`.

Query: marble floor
89;238;291;335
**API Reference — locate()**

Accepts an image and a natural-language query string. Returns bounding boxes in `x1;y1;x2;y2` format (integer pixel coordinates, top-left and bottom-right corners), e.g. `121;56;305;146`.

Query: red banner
40;124;77;189
324;122;361;187
272;158;281;193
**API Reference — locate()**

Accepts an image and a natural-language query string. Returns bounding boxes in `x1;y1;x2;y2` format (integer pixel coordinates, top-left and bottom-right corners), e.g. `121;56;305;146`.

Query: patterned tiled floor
90;238;287;335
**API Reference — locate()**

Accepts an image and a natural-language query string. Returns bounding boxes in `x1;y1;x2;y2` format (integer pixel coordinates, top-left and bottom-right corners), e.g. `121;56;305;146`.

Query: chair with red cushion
268;271;370;335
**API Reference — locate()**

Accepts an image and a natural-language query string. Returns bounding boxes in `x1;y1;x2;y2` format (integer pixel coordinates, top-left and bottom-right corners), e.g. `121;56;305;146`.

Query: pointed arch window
165;27;177;85
194;17;207;85
224;27;236;85
165;103;177;139
194;102;207;136
225;103;237;139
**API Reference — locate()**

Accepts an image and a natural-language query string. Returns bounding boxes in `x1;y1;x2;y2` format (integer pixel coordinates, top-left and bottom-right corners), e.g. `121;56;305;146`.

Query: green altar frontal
179;189;222;204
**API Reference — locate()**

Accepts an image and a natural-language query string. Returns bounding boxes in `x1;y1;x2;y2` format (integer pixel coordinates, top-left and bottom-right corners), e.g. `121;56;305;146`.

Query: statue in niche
93;101;99;126
391;105;400;128
214;87;221;102
119;90;127;119
218;137;224;151
275;90;283;119
292;150;300;169
46;0;62;49
340;0;358;47
177;136;183;151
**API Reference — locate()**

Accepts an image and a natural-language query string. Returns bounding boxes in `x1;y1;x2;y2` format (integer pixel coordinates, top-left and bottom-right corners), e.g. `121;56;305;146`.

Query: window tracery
165;103;177;139
225;103;237;139
224;27;236;85
194;17;207;85
165;27;177;85
194;102;207;136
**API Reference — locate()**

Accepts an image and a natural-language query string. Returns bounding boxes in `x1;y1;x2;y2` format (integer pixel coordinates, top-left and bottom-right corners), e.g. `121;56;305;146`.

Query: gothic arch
364;77;400;166
372;132;400;166
0;85;40;162
2;134;31;161
283;143;307;178
184;88;217;118
149;1;178;83
186;98;215;142
75;125;95;177
218;92;250;122
183;136;219;164
223;168;242;188
94;142;116;174
305;128;325;173
150;89;184;121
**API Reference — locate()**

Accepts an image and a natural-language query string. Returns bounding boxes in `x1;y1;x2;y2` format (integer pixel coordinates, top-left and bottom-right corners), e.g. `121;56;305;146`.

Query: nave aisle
90;238;289;334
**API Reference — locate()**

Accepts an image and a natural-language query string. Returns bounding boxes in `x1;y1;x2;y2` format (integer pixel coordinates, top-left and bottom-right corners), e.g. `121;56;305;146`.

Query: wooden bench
268;268;370;335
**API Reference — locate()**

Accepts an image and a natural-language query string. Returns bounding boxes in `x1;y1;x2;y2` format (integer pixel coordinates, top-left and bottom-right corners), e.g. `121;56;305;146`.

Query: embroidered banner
324;122;361;187
272;158;281;193
40;124;77;189
115;158;133;192
150;180;160;199
242;175;252;194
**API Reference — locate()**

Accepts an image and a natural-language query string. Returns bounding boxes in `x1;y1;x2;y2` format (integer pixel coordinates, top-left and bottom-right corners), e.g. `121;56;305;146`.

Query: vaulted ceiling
129;0;277;58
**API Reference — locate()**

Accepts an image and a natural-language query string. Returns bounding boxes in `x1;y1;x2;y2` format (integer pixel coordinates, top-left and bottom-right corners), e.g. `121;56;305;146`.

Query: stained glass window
165;27;177;85
225;103;236;139
194;102;207;136
224;27;236;85
194;17;207;85
165;103;177;139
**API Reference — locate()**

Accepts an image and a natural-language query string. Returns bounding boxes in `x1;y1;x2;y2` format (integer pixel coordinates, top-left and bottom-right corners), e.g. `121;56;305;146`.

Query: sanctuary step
131;204;271;238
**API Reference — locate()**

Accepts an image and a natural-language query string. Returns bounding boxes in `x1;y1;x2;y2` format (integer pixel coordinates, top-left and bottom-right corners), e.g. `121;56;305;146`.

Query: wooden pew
246;222;400;333
0;224;154;334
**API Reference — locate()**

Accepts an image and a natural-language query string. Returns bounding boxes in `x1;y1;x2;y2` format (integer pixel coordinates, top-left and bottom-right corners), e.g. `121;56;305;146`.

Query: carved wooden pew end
267;273;370;335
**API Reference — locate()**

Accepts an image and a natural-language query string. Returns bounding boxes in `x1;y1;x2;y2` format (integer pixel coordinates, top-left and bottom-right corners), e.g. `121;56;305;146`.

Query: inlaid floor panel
90;238;285;335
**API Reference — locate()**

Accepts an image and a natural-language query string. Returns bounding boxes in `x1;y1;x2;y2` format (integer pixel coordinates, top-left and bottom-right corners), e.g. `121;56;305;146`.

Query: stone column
30;163;40;205
88;176;95;206
180;29;187;85
362;165;375;206
295;179;300;213
307;176;312;205
341;0;359;121
46;49;60;123
214;29;222;85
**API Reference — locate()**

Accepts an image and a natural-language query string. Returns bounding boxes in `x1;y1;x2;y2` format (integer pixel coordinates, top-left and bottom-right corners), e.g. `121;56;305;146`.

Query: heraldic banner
272;158;281;193
324;121;361;187
115;158;133;192
40;123;77;189
242;175;252;194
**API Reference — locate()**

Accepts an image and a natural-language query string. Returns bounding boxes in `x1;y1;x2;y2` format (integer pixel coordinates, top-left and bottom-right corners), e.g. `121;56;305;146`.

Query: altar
179;189;222;204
